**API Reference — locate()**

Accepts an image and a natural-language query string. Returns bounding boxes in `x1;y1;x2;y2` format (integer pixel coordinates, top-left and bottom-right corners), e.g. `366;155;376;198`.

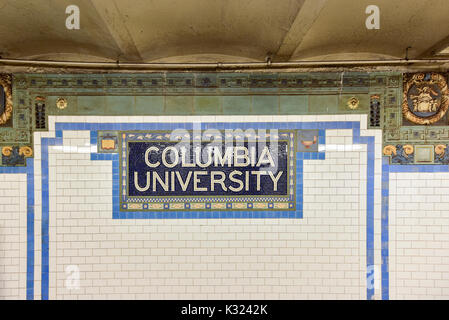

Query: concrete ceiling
1;0;449;64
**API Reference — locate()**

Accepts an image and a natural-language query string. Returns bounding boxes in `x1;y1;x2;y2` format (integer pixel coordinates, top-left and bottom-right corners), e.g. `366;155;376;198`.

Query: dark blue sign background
128;141;289;197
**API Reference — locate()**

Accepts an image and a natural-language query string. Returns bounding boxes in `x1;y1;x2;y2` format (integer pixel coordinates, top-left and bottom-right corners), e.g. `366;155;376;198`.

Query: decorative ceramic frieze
383;144;414;164
382;72;449;162
1;145;33;166
434;144;449;164
0;72;405;166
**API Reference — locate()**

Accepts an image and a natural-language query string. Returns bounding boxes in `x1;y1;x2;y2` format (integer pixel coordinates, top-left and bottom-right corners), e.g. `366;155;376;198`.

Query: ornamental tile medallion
402;73;449;125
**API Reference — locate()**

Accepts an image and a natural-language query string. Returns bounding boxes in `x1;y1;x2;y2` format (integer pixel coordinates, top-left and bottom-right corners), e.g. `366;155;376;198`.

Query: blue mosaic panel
121;130;295;212
127;140;289;196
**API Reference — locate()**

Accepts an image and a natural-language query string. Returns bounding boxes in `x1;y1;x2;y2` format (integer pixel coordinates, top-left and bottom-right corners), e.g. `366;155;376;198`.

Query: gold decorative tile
101;139;116;150
128;203;142;210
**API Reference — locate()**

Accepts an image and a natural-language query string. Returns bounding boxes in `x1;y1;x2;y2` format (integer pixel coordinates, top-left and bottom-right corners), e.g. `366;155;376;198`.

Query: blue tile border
40;136;63;300
381;157;390;300
380;158;449;300
357;133;375;301
0;158;34;300
40;120;374;300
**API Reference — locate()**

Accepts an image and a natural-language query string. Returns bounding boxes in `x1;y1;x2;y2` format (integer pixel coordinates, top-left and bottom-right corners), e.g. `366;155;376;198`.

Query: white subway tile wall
389;172;449;299
0;174;27;299
2;114;386;299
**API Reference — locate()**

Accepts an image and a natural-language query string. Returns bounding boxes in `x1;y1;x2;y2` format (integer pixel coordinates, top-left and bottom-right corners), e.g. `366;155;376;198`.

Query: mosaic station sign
120;130;296;212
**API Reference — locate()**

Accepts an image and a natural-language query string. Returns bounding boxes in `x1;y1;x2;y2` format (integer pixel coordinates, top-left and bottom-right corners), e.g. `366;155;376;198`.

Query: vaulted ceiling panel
0;0;121;61
111;0;304;61
1;0;449;64
290;0;449;60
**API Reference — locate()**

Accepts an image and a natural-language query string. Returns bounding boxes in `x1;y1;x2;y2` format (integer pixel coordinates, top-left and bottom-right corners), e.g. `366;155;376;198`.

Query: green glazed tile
280;95;308;114
135;96;164;115
308;95;338;114
105;96;135;115
165;96;194;115
77;96;106;115
252;96;279;115
194;96;221;115
222;96;251;115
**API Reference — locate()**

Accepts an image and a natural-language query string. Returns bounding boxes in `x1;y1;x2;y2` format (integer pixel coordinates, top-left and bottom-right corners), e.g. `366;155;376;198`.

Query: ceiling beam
91;0;143;62
274;0;327;61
